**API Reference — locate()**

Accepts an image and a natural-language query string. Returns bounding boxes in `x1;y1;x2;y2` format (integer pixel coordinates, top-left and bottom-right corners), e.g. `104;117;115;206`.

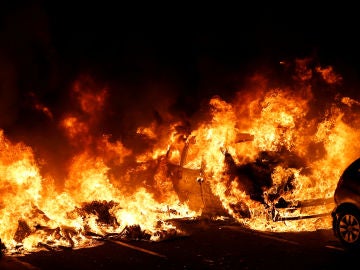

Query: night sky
1;1;360;139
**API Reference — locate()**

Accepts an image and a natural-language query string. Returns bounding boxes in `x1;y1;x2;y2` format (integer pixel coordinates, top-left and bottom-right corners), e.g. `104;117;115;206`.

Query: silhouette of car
332;157;360;249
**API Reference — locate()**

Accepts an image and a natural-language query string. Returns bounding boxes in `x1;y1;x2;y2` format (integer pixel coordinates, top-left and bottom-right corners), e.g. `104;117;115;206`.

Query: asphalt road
0;218;356;270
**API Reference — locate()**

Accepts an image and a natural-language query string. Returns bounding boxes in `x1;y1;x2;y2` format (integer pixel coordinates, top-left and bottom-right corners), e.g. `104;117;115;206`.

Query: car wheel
336;209;360;248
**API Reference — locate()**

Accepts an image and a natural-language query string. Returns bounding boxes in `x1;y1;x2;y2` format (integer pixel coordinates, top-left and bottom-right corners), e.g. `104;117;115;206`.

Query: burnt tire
335;209;360;249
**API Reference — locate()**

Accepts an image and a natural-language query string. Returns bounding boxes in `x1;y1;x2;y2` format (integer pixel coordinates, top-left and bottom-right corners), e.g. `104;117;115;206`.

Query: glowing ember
1;58;359;255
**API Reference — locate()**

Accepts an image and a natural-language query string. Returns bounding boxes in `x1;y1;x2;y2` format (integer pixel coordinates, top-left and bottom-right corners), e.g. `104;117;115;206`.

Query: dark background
1;1;360;147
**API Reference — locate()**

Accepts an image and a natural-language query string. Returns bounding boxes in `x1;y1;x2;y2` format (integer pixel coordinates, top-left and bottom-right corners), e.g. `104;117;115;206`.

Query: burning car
332;158;360;249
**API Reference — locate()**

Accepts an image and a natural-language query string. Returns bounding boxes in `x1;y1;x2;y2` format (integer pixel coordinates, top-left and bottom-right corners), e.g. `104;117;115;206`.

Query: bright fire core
1;58;359;254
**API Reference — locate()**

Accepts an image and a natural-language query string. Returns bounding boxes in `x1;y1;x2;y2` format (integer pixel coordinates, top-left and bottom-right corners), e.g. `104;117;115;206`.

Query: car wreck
166;132;334;223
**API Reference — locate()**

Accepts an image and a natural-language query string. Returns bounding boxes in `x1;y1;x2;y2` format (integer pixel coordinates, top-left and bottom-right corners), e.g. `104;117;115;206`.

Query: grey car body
332;158;360;249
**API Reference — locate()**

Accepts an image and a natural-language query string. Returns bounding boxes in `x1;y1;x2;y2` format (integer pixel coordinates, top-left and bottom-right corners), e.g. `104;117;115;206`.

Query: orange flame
1;58;360;254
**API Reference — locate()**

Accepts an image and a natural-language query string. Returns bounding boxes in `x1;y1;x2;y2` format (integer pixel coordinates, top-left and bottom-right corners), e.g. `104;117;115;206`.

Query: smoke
0;2;57;129
1;2;360;190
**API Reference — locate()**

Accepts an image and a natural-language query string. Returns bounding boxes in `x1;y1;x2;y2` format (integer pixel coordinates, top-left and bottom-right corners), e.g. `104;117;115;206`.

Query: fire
1;57;360;255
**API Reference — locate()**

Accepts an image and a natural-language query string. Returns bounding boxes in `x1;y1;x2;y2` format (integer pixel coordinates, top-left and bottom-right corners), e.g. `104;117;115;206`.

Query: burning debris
76;200;119;228
3;200;188;255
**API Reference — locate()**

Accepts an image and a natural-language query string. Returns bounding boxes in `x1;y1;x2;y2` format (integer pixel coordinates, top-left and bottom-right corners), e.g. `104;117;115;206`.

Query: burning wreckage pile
11;200;179;252
1;58;360;255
